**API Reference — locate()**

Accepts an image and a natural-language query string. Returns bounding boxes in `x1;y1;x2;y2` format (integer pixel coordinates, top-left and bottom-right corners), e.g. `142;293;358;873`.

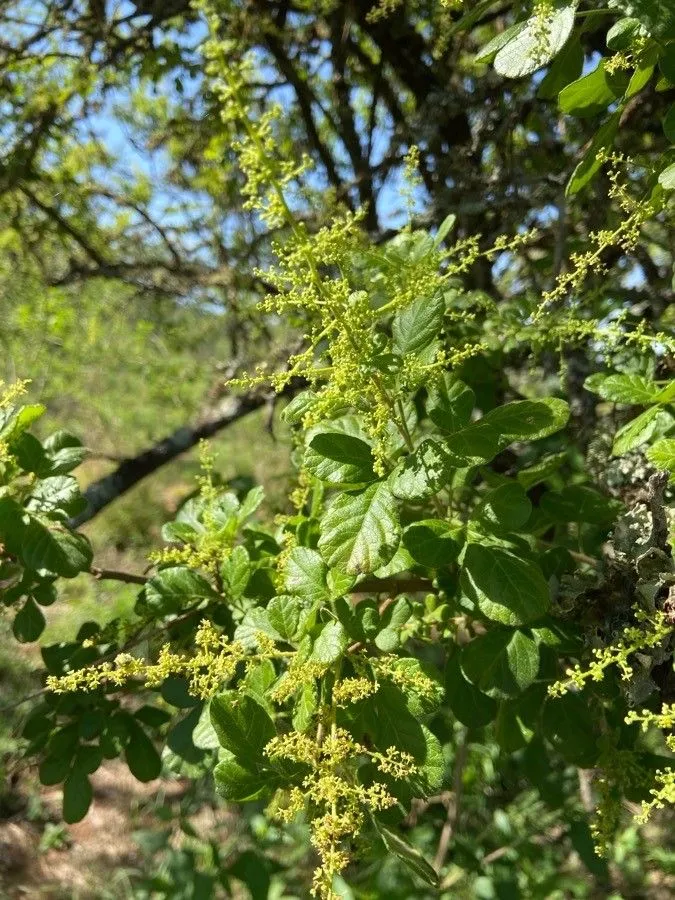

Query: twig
434;729;469;873
90;566;148;585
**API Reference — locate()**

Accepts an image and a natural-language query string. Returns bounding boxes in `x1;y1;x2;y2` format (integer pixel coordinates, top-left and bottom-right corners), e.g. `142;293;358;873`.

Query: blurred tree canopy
0;0;673;499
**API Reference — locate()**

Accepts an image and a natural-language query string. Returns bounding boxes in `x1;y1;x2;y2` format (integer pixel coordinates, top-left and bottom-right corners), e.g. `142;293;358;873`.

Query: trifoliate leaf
427;374;475;433
461;544;550;626
392;292;445;357
318;483;400;576
304;432;376;488
145;566;217;615
461;629;540;699
584;372;661;403
389;439;454;500
283;546;329;602
473;482;532;532
21;519;92;578
612;405;673;455
311;620;348;664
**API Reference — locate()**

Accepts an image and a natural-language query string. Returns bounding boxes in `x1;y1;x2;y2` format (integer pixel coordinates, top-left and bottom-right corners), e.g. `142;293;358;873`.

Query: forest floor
0;761;181;899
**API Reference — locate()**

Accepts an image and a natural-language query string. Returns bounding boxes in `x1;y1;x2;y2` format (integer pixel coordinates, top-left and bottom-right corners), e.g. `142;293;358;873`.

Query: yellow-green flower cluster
332;676;378;707
636;768;675;823
589;747;650;856
626;703;675;753
269;659;329;703
266;725;416;900
47;620;276;700
0;379;29;408
150;443;238;574
372;655;441;702
538;155;662;315
548;608;672;697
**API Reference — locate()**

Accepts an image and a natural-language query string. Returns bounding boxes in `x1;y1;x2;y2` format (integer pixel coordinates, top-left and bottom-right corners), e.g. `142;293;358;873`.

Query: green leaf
267;594;311;642
62;770;92;824
445;650;498;727
646;438;675;472
659;161;675;189
625;45;657;98
433;213;456;247
476;21;526;64
239;485;264;521
375;823;439;886
496;686;545;752
543;694;600;766
392;292;444;357
210;692;275;762
462;545;550;626
242;659;277;714
389;439;454;501
612;405;673;455
27;475;83;515
220;546;250;601
567;110;622;196
537;34;584;99
0;403;46;443
43;430;87;475
364;682;426;760
660;45;675;83
304;432;376;488
516;452;566;490
39;753;73;787
318;483;401;576
125;720;162;783
609;0;675;40
482;399;569;445
403;519;460;568
494;2;577;78
145;566;216;615
585;372;660;403
293;682;318;732
607;17;644;50
473;482;532;532
461;629;540;699
444;422;499;465
311;620;348;664
283;547;329;602
21;519;92;578
559;61;627;117
387;658;444;718
214;751;272;802
541;485;620;525
13;596;46;643
166;706;203;764
281;390;317;425
374;597;412;652
234;607;283;649
161;675;200;709
427;374;475;432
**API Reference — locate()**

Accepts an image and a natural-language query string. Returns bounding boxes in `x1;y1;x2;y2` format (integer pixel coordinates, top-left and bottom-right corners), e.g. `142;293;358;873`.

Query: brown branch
70;379;303;527
90;566;148;585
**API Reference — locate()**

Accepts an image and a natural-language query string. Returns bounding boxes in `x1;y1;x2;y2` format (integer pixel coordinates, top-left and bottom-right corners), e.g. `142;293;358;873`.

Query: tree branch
70;380;301;527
